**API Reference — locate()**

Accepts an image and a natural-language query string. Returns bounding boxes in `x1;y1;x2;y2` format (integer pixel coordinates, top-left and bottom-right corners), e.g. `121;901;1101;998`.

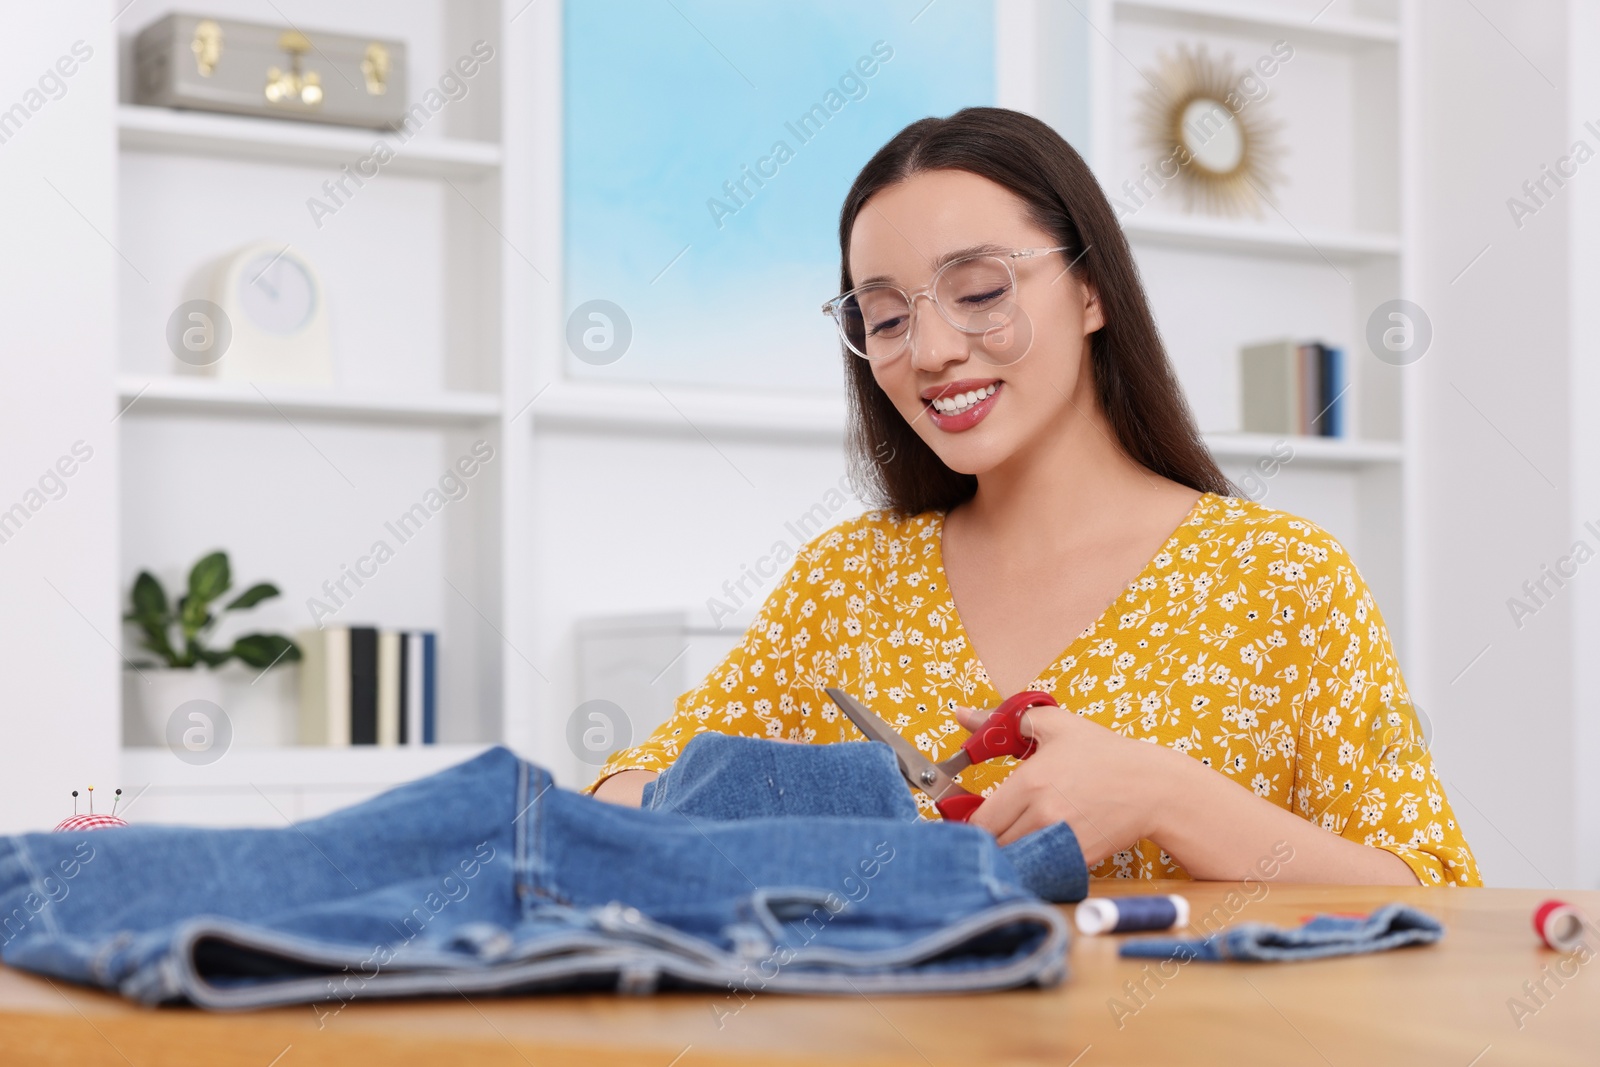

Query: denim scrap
0;746;1069;1009
641;734;1090;904
1117;903;1444;961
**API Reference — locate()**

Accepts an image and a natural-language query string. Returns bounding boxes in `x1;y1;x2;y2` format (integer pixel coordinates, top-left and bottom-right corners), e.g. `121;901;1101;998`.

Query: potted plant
124;551;301;744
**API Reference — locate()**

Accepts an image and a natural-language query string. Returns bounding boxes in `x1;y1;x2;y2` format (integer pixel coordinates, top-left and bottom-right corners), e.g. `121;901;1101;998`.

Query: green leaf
231;633;302;670
194;647;232;668
178;635;207;669
130;571;168;621
187;551;231;607
225;582;280;612
179;596;211;640
136;623;180;666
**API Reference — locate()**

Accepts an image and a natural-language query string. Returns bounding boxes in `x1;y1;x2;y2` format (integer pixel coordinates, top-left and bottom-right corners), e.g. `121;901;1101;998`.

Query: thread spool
1533;900;1592;953
1076;894;1190;936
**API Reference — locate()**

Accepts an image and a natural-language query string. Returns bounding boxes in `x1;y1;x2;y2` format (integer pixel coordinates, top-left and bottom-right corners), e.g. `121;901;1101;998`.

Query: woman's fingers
953;706;986;731
953;702;1069;742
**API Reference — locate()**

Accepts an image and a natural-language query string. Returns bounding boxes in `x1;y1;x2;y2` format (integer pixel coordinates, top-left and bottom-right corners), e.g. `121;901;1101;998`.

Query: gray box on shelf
574;610;752;758
133;13;408;130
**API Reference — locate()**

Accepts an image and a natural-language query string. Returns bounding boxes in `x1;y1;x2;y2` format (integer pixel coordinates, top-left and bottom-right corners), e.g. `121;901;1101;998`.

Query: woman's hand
952;703;1176;864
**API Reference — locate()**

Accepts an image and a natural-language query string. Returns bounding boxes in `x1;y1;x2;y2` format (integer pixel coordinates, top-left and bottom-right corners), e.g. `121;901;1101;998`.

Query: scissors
824;687;1059;822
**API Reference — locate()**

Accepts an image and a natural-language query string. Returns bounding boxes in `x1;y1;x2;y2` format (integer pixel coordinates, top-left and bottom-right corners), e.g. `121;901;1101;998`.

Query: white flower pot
126;668;224;747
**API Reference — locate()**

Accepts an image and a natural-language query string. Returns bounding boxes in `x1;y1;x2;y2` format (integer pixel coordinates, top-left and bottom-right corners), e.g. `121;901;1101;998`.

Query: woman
590;107;1480;888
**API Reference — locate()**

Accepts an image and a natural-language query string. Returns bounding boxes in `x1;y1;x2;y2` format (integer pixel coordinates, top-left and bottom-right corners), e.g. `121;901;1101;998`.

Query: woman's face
847;168;1104;477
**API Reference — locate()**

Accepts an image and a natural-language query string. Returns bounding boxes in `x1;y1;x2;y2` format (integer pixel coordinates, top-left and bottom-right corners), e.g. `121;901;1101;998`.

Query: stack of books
1240;339;1347;437
297;628;437;746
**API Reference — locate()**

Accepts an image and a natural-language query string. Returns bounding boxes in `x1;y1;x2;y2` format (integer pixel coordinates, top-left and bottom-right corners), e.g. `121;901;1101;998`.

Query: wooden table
2;881;1597;1065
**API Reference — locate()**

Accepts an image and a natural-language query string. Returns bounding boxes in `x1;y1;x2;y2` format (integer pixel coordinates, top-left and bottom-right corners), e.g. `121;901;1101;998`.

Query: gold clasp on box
191;19;222;77
265;30;323;109
362;42;390;96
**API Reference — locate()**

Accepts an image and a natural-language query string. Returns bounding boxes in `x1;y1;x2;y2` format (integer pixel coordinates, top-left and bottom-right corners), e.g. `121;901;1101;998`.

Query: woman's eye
957;286;1009;307
868;316;908;336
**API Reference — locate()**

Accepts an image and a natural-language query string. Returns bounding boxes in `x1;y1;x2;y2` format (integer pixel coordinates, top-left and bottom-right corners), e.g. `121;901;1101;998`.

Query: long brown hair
837;106;1231;513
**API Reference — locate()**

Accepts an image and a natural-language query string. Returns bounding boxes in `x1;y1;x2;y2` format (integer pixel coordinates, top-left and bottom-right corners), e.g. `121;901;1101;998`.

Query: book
405;631;424;746
297;627;350;746
422;631;437;745
376;629;402;747
397;631;410;746
1240;339;1300;435
1322;346;1346;437
1299;342;1318;436
1241;338;1346;439
295;626;436;746
349;626;379;745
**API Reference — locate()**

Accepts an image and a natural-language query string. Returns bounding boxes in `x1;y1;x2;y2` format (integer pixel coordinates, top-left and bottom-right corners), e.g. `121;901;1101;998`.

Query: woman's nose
907;295;973;372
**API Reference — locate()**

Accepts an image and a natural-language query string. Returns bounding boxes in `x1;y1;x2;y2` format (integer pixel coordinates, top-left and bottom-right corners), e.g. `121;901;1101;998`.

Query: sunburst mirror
1135;43;1284;217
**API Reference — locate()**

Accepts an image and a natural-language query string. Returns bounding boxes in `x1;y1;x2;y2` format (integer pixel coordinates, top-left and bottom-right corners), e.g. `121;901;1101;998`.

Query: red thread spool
1533;899;1591;953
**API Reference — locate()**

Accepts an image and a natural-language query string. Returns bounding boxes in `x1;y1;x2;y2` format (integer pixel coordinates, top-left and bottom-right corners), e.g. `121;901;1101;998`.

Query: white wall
0;8;118;831
1412;0;1577;887
1568;0;1600;889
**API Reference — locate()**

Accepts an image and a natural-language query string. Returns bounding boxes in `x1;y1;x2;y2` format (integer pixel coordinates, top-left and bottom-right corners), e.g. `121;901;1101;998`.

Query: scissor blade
824;687;947;792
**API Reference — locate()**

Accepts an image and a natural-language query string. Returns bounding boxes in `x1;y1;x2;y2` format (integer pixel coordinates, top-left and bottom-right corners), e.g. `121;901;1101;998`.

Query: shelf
1205;433;1403;466
121;743;493;788
529;379;849;441
117;375;501;425
1122;214;1401;263
527;384;1403;466
1115;0;1400;44
117;105;502;179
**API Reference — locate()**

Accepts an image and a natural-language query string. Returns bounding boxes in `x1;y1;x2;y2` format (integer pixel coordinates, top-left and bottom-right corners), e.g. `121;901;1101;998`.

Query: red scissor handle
935;793;986;823
934;691;1058;823
960;690;1057;764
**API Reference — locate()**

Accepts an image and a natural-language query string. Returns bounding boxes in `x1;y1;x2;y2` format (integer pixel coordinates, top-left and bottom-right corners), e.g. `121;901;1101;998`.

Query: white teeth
931;383;997;415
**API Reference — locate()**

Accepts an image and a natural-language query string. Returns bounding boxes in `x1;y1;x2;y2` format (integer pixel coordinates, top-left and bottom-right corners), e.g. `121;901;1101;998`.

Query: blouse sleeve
582;529;840;794
1291;530;1482;886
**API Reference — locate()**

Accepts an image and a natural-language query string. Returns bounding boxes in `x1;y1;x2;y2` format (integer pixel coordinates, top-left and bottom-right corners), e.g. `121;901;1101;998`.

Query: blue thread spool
1075;894;1189;936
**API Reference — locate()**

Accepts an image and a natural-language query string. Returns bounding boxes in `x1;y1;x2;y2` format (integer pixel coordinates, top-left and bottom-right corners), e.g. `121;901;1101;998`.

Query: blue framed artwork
563;0;996;391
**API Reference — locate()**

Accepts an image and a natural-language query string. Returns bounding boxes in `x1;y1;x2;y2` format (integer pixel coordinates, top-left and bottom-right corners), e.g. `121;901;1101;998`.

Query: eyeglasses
821;246;1072;364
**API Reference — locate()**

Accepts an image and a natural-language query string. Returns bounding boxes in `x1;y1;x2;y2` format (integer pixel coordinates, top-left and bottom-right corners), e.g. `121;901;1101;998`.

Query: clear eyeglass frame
820;245;1074;362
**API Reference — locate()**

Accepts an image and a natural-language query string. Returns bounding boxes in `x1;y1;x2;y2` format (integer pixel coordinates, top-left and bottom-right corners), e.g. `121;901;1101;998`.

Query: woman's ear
1082;279;1106;335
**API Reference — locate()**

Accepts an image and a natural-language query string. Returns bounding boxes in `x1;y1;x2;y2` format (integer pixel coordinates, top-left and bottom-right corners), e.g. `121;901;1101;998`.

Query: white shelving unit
1120;214;1401;262
110;0;528;823
1114;0;1400;44
117;104;503;178
116;375;501;425
120;743;491;826
96;0;1415;824
1004;0;1412;650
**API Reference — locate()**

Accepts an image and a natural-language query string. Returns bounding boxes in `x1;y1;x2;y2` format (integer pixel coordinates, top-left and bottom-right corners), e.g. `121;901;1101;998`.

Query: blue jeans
0;746;1069;1010
642;734;1089;904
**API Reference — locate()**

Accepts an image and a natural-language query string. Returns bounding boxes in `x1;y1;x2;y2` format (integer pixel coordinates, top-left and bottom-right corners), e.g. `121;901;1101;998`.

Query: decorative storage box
133;13;408;130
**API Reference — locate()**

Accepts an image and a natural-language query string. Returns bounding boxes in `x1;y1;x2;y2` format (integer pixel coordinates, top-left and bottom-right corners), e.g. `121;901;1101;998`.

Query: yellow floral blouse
590;493;1481;887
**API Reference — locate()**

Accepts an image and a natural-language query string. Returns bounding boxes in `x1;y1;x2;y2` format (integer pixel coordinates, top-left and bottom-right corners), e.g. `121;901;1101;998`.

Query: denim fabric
0;746;1069;1010
641;734;1090;904
1118;903;1444;961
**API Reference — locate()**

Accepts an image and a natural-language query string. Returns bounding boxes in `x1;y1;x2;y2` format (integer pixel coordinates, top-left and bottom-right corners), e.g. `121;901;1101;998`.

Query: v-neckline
929;491;1215;700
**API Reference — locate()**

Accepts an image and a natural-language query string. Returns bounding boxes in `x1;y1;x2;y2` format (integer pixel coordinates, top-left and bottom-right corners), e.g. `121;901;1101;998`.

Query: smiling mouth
927;383;998;416
928;383;998;415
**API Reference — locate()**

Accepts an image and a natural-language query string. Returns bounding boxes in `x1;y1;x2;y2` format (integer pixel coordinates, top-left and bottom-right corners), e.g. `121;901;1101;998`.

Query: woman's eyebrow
854;243;1010;287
